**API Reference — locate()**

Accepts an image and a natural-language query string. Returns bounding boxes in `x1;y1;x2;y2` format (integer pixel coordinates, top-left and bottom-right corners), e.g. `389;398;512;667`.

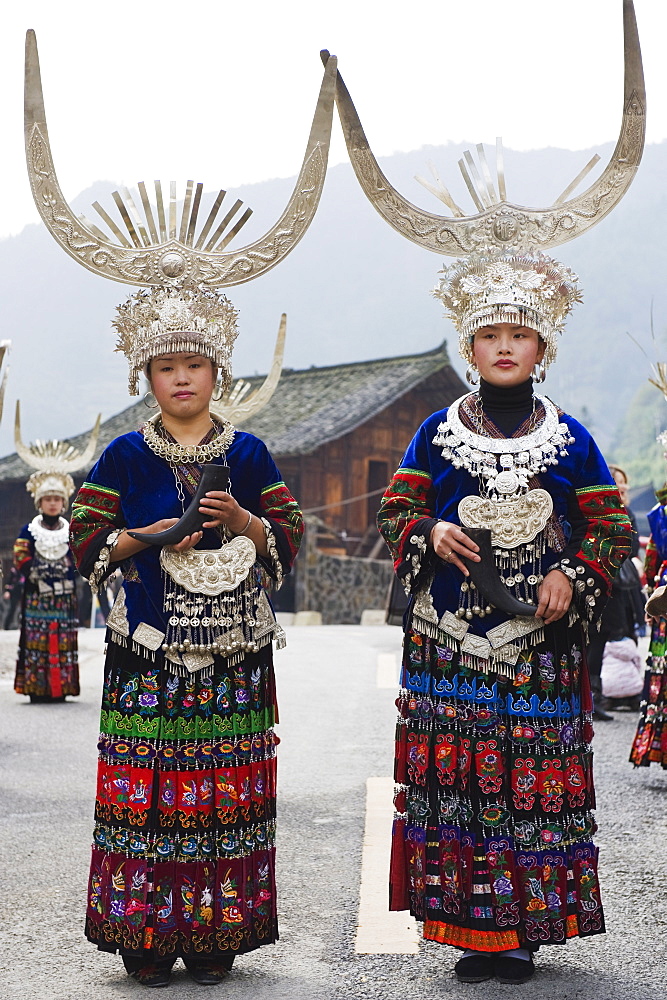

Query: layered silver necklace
432;391;575;614
434;392;573;505
142;413;235;464
28;515;70;561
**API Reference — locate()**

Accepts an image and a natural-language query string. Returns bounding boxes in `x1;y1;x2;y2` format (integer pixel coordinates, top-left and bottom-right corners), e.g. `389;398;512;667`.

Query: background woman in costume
586;464;643;718
629;455;667;768
70;288;302;987
593;465;645;715
13;470;79;703
377;252;632;985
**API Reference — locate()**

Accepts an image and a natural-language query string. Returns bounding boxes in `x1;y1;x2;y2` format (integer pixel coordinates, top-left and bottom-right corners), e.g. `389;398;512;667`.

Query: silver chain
168;457;231;517
169;463;187;514
473;390;539;436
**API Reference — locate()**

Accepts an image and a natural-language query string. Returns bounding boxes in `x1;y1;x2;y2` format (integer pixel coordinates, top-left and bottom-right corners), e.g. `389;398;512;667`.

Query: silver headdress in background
15;401;101;507
323;0;644;365
25;31;336;395
0;341;9;425
644;362;667;454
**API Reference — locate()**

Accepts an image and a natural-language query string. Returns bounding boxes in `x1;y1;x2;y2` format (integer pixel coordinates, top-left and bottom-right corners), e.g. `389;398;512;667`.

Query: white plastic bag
600;637;643;698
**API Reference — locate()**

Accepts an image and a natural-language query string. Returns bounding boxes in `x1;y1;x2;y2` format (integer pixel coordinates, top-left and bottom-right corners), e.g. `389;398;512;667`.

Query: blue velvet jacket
378;401;632;644
70;428;302;647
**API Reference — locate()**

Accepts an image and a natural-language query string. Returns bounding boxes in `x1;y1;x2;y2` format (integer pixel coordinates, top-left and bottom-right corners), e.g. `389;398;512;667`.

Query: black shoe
122;956;173;988
593;706;615;721
454;954;494;982
183;955;234;985
495;955;535;984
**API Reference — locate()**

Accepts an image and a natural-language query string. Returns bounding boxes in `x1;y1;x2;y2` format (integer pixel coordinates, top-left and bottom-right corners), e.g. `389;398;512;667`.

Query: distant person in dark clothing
2;565;25;629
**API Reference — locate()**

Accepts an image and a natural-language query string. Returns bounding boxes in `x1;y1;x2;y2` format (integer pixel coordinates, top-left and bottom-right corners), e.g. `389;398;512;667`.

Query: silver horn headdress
324;0;644;364
15;401;101;507
26;32;337;289
25;30;336;394
325;1;643;256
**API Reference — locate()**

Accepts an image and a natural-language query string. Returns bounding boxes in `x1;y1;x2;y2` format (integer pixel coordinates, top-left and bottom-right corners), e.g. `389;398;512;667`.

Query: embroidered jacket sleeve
644;486;667;591
644;536;660;591
549;429;632;623
70;447;125;591
13;526;33;571
249;440;303;587
377;424;438;594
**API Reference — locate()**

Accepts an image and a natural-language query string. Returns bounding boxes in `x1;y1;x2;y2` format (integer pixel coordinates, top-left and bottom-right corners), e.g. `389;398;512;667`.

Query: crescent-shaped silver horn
25;31;337;287
324;0;644;255
0;341;10;425
210;314;287;426
15;400;102;472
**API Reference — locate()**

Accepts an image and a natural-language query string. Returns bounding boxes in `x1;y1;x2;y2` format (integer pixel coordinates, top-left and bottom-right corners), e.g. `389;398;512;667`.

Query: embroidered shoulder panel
573;485;632;584
13;537;32;570
70;481;122;567
377;467;434;567
260;481;303;564
549;485;633;622
645;537;660;590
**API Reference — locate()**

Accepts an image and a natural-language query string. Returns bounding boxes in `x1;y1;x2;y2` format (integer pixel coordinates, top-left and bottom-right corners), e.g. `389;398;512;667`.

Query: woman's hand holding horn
430;521;480;578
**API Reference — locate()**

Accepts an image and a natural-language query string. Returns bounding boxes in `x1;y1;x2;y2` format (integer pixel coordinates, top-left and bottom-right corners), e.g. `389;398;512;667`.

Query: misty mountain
1;141;666;462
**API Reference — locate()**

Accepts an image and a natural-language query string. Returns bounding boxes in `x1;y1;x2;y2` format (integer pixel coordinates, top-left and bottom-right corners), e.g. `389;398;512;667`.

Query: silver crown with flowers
113;286;239;396
433;250;582;368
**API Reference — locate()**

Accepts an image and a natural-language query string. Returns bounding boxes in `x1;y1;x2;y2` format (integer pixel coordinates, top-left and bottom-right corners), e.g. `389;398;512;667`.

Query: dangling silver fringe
161;628;278;678
108;631;128;649
132;641;157;660
161;572;261;661
413;608;546;680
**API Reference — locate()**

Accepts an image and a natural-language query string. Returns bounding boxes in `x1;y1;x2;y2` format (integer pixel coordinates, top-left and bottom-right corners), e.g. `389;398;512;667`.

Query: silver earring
143;390;159;408
466;363;480;385
211;380;224;401
533;362;546;384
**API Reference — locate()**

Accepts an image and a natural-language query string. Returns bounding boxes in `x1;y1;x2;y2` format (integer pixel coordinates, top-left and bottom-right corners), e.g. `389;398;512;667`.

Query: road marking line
355;776;419;954
376;652;399;689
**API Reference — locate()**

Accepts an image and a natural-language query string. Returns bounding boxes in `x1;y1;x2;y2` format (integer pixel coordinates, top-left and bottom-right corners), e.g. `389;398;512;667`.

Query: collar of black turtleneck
40;513;63;529
478;377;534;436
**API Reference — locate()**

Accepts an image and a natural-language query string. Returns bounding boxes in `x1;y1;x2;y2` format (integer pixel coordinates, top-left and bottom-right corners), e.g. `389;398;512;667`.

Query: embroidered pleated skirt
630;614;667;768
390;620;605;951
85;639;278;959
14;585;79;698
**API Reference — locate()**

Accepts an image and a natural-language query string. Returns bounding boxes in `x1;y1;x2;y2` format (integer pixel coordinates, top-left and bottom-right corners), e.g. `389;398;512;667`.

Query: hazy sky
0;0;664;240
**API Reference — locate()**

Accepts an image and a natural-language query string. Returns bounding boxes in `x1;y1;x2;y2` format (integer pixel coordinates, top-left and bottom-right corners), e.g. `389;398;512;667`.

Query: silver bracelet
236;511;253;535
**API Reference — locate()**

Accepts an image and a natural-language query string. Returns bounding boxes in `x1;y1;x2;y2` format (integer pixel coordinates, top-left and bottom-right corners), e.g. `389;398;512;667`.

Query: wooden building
0;341;465;570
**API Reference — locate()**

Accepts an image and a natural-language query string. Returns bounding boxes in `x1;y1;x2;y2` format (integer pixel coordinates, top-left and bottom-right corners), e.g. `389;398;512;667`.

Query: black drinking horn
459;526;538;617
128;465;230;548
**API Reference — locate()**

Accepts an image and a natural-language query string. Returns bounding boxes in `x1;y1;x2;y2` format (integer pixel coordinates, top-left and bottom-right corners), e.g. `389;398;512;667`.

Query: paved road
0;626;665;999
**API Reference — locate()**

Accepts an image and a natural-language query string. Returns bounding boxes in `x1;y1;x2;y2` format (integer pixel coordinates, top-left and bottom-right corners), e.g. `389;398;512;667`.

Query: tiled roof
0;341;457;480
